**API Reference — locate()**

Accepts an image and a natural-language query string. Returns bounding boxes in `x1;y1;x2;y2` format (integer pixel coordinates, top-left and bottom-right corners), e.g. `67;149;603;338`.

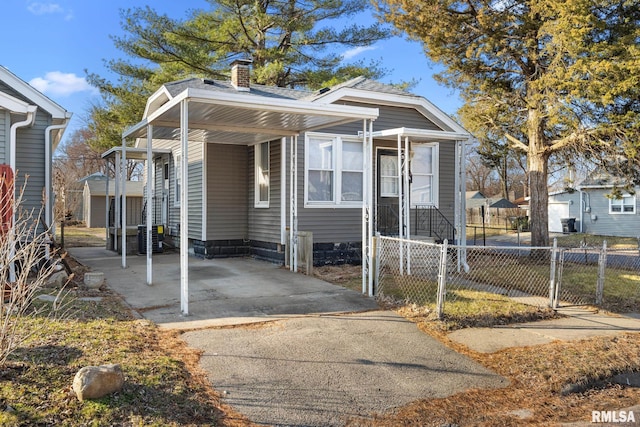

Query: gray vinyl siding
0;110;8;163
320;104;442;134
187;142;203;239
15;109;50;226
581;188;640;237
206;143;248;240
149;139;203;240
248;140;282;243
295;103;456;244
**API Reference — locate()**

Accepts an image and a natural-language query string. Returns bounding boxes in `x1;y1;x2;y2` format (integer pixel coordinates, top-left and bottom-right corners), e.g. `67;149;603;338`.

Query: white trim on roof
314;86;468;135
123;87;379;141
372;127;470;141
0;66;70;120
0;91;32;113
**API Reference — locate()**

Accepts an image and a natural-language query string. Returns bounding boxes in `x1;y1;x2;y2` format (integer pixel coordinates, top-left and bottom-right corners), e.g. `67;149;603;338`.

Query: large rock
46;270;68;288
73;364;124;401
83;272;104;290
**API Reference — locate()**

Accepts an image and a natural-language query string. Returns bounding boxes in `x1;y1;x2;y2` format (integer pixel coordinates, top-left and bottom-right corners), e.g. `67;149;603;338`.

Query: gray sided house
83;179;144;228
576;172;640;237
0;66;71;231
126;61;470;266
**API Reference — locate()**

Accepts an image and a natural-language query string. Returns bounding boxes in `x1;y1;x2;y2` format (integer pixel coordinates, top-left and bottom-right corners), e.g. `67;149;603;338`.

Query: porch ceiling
125;88;379;146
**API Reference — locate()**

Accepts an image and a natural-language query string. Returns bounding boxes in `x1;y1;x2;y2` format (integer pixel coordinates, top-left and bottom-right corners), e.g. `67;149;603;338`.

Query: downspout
579;190;584;233
9;106;37;283
45;120;70;232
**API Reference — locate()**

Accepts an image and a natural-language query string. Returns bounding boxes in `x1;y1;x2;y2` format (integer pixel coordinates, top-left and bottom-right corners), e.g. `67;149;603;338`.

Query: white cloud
29;71;96;97
27;2;63;15
342;46;378;60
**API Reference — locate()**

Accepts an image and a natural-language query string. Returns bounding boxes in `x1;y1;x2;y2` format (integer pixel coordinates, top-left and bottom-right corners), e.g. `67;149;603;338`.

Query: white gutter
10;106;37;174
45;120;71;231
9;106;37;283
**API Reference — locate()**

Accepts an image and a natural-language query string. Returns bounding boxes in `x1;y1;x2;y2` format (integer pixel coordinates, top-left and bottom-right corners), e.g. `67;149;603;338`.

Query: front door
377;149;401;235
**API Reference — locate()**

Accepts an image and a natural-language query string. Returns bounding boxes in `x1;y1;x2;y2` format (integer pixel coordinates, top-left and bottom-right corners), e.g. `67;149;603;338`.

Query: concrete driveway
69;247;506;426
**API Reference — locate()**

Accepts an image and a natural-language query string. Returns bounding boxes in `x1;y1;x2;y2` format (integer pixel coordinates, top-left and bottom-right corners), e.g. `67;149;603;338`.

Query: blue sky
1;0;462;152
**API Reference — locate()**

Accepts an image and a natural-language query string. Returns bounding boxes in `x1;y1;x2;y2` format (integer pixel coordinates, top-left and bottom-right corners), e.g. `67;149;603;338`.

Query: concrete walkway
68;247;507;426
448;307;640;353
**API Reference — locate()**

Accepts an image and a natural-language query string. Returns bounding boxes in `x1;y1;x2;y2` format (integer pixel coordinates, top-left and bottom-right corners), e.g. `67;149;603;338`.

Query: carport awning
123;88;379;145
120;83;379;317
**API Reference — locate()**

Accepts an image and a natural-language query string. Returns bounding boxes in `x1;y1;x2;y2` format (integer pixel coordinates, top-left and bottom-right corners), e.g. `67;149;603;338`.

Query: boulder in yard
83;272;104;290
72;364;124;401
46;270;68;288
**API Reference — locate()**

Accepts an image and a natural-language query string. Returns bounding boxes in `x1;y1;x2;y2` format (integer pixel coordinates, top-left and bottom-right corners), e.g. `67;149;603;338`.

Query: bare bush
0;180;72;366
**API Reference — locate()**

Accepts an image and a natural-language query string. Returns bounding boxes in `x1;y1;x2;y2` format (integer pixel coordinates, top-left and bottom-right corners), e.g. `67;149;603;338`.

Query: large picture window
255;142;270;208
305;133;363;207
609;194;636;214
410;143;438;206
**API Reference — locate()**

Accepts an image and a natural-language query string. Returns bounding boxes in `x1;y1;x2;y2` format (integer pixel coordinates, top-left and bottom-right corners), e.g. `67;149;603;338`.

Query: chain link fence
375;236;640;318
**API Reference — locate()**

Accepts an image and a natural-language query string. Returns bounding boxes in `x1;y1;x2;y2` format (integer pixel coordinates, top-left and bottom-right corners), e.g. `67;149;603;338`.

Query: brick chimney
231;59;252;91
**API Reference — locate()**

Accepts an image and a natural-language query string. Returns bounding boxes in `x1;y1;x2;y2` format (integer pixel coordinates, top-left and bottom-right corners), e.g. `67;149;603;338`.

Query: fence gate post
436;239;449;320
596;240;607;305
549;238;558;308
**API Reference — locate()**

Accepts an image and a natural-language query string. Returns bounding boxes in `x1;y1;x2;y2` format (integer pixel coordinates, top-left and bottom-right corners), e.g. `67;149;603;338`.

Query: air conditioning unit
137;225;164;254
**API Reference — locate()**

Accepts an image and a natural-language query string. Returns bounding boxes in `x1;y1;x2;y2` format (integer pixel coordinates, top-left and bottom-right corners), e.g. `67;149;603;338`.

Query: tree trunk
527;108;550;247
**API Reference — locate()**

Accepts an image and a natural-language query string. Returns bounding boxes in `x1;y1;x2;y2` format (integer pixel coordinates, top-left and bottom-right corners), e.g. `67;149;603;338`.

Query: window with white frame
305;133;363;206
380;154;399;197
410;143;438;206
255;142;270;207
609;194;636;214
173;151;181;206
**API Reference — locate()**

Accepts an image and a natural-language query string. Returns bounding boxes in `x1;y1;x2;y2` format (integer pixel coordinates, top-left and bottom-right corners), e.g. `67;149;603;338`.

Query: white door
548;202;570;232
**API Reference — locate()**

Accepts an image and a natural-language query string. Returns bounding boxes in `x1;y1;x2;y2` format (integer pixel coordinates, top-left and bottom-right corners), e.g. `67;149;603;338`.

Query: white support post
403;136;411;275
289;136;294;271
362;121;369;294
292;135;299;272
105;162;110;246
180;100;189;316
120;142;127;269
280;137;286;246
362;120;374;296
367;120;374;297
114;151;121;257
146;125;153;286
397;134;404;275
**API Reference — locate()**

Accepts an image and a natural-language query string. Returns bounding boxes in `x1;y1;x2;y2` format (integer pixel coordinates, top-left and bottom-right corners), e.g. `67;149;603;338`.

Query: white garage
548;202;570;232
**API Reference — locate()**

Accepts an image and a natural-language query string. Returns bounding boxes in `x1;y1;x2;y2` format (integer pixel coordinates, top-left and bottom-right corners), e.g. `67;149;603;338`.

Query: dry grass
318;265;640;426
351;327;640;426
56;225;107;248
0;255;256;427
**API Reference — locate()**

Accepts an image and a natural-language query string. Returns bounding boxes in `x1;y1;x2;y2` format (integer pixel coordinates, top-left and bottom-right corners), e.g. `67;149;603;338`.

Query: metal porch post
121;140;128;267
180;100;189;316
146;125;153;285
397;134;404;275
363;119;374;296
403;136;411;275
